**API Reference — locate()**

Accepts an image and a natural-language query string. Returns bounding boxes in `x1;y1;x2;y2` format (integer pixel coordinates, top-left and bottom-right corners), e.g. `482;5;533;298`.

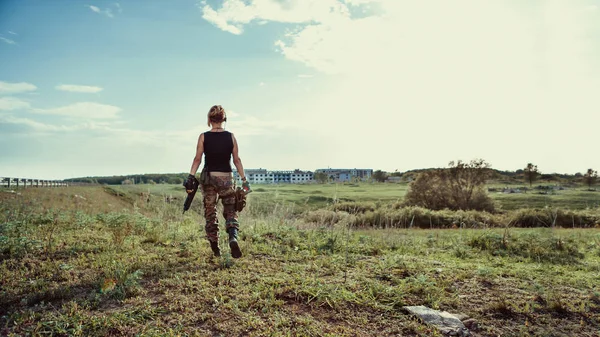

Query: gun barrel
183;189;197;213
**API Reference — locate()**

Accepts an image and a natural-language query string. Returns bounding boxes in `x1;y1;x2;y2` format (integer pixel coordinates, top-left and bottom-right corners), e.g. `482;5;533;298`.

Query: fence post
6;178;10;189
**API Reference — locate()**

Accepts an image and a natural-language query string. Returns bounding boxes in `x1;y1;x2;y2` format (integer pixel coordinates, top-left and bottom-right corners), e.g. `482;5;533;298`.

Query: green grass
1;185;600;336
102;181;600;212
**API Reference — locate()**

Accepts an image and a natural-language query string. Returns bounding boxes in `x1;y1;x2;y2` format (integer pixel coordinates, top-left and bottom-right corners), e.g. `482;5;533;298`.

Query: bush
510;209;600;228
304;210;349;226
344;207;501;228
404;159;496;212
331;202;375;214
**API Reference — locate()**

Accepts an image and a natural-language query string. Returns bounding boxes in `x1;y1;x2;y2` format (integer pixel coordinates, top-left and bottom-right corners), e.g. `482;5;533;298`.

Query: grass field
110;181;600;212
1;184;599;336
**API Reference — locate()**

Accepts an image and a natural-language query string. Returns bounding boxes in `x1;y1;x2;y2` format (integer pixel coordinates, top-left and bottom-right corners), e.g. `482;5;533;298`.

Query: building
290;169;314;183
233;169;314;184
315;168;373;182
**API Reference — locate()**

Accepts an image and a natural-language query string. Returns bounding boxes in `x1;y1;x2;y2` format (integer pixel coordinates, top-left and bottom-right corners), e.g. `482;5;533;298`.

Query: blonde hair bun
207;105;227;126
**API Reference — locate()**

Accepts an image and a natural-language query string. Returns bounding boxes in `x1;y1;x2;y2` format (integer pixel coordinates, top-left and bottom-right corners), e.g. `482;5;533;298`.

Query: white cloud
0;114;83;132
115;2;122;13
0;81;37;94
343;0;378;5
0;97;30;110
0;36;16;45
227;110;240;118
214;0;600;172
200;0;350;34
88;5;115;18
56;84;104;93
201;5;243;35
297;74;313;78
259;82;265;86
8;31;17;35
32;102;122;119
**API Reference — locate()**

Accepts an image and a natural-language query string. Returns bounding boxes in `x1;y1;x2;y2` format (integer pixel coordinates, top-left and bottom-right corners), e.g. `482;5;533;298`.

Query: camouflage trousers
201;174;239;242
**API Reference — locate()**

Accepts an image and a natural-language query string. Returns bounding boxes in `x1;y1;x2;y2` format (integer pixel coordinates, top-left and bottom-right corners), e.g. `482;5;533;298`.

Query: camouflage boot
227;228;242;258
210;240;221;257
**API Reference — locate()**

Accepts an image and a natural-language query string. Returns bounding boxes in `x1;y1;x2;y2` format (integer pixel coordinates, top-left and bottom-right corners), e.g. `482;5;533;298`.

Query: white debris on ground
404;305;473;336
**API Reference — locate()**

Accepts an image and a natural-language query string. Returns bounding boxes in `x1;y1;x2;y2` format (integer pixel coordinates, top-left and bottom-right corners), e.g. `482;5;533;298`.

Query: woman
185;105;250;258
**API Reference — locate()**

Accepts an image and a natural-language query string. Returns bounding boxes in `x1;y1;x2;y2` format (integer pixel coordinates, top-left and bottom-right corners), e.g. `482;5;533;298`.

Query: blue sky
1;0;599;179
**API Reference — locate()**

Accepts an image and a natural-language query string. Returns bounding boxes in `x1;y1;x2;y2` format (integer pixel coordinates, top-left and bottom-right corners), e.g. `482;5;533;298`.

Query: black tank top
203;131;233;172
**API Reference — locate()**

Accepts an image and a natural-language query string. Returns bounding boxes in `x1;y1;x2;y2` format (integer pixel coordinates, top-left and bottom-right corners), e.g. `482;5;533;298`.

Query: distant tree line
66;173;187;185
68;165;598;190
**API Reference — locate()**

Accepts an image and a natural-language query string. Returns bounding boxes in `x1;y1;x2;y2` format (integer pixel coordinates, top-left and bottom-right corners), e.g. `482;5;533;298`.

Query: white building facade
233;169;314;184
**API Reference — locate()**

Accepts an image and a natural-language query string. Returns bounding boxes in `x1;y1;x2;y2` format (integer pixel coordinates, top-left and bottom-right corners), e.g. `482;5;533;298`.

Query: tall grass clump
343;207;502;229
510;208;600;227
331;202;376;214
467;230;584;263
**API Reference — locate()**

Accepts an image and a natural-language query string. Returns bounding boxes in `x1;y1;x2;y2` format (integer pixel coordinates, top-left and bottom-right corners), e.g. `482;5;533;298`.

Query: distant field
113;181;600;212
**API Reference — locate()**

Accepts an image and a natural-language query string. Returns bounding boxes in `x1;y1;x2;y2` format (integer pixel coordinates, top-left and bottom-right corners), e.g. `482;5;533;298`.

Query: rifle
182;175;200;214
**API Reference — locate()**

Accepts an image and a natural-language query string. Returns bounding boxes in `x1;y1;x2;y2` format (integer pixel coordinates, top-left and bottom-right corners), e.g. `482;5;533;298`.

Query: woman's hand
184;174;199;194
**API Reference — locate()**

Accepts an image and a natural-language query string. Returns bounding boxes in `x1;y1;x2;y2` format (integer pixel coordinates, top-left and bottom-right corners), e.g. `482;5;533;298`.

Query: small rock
453;313;470;321
404;306;471;336
463;319;478;331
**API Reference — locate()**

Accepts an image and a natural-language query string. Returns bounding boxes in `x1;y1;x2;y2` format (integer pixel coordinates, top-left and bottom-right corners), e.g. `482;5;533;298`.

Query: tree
372;170;388;183
524;163;540;187
404;159;495;212
583;169;598;190
390;170;403;177
314;172;328;184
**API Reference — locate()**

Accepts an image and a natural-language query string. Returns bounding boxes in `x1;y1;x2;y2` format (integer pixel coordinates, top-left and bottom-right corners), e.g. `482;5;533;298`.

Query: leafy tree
524;163;540;187
404;159;495;212
314;172;328;184
390;170;403;177
583;169;598;190
167;176;183;184
372;170;388;183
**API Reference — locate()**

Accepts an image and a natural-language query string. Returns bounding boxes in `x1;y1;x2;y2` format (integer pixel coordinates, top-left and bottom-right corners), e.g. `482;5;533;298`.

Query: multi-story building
315;168;373;182
290;169;313;183
233;169;314;184
231;168;371;184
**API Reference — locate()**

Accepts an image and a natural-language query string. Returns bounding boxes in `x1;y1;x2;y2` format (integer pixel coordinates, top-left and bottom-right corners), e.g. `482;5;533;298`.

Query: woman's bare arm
189;133;204;175
231;133;246;180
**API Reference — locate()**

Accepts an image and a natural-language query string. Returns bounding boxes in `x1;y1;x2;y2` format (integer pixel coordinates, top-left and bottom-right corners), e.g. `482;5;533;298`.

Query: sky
1;0;599;180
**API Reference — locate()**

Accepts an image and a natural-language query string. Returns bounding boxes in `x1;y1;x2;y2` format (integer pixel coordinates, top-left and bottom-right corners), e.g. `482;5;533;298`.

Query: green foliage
0;220;41;258
467;230;584;263
339;206;501;228
66;173;189;185
404;159;496;212
524;163;541;187
372;170;388;183
314;172;328;184
331;201;376;214
583;169;598;190
96;212;153;248
99;260;144;300
2;185;600;336
510;208;600;228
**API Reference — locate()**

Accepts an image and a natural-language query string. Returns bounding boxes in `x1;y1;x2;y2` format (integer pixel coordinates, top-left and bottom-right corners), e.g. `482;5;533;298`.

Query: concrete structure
231;168;373;184
233;169;314;184
315;168;373;182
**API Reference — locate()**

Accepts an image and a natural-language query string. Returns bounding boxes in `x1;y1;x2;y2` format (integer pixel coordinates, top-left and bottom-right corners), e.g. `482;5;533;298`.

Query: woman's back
203;131;233;172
